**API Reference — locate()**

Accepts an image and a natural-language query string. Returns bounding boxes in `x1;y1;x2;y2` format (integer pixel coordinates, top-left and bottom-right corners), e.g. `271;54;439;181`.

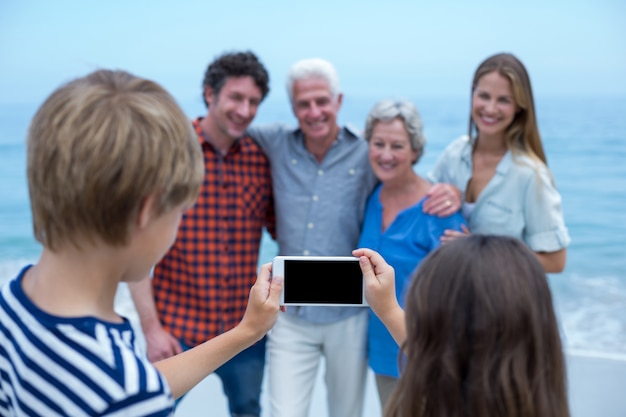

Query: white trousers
267;311;368;417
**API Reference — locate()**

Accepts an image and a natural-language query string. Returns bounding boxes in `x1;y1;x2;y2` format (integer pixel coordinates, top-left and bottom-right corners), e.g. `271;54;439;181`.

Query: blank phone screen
283;260;364;304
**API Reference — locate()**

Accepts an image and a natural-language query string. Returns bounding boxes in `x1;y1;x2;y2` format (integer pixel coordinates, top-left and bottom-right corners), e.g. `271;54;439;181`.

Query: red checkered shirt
152;118;275;346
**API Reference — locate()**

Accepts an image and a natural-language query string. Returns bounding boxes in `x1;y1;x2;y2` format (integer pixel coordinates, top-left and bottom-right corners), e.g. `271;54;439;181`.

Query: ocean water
1;95;625;359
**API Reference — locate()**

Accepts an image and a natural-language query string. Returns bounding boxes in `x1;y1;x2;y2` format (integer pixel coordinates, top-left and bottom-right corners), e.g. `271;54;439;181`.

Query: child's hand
353;248;407;347
240;263;283;340
352;248;399;318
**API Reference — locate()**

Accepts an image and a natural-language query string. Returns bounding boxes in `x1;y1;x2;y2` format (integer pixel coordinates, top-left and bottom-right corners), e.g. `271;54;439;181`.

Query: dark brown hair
202;50;270;107
385;235;569;417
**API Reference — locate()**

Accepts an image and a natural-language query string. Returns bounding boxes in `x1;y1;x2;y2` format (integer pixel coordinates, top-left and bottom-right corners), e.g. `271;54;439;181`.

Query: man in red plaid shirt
129;51;275;417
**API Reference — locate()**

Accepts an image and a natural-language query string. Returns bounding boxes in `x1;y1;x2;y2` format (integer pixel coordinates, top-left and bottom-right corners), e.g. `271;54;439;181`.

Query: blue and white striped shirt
0;266;174;416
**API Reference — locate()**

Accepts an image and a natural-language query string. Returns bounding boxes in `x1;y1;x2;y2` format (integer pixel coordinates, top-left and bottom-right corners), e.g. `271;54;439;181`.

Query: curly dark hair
202;51;270;107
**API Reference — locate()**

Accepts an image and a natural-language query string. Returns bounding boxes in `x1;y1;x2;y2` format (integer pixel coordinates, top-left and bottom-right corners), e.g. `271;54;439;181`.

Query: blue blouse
358;184;466;377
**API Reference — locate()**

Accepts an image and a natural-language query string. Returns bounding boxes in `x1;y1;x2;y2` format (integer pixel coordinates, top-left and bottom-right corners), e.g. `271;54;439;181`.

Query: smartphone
272;256;367;306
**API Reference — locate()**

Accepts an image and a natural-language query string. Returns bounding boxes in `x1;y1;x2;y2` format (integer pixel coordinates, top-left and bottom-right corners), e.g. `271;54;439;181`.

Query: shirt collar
292;124;362;144
193;117;243;155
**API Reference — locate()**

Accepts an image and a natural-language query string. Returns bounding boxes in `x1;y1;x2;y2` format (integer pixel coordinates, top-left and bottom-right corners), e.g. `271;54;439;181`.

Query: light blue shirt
429;135;570;252
248;124;378;323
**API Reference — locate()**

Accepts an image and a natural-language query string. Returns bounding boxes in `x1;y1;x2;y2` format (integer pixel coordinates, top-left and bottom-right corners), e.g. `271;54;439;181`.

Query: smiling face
471;71;519;142
205;76;262;142
291;77;342;150
368;118;418;184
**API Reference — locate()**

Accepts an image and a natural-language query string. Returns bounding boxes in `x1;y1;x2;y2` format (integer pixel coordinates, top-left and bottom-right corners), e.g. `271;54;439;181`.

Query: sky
1;0;625;112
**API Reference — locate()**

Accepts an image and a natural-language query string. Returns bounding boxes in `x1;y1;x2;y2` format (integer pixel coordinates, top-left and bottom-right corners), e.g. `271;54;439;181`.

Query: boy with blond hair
0;69;282;416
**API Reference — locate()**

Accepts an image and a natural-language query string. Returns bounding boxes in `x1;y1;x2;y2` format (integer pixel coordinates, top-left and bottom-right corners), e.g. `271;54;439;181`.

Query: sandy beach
114;283;626;417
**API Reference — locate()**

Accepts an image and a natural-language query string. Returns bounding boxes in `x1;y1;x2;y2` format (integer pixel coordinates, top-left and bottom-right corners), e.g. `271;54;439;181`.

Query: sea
1;94;625;360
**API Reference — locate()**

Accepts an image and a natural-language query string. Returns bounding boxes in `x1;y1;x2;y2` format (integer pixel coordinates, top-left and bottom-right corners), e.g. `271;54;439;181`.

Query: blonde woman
430;53;570;273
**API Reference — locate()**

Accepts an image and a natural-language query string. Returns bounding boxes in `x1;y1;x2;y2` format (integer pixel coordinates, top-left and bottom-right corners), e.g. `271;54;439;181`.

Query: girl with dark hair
353;235;570;417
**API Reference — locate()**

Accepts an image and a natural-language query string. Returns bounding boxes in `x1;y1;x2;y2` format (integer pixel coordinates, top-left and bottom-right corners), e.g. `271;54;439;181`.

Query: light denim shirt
429;135;570;252
248;124;378;323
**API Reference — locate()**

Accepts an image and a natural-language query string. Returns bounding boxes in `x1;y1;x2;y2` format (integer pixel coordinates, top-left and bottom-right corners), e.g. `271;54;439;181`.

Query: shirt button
318;169;324;176
349;168;355;175
312;195;319;201
303;250;310;256
307;223;314;229
291;159;298;165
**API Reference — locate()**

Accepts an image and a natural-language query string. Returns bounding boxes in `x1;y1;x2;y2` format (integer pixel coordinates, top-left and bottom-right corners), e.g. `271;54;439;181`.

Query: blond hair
27;69;204;251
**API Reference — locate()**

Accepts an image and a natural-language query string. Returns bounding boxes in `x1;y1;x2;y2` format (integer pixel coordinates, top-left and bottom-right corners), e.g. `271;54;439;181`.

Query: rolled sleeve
523;167;571;252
